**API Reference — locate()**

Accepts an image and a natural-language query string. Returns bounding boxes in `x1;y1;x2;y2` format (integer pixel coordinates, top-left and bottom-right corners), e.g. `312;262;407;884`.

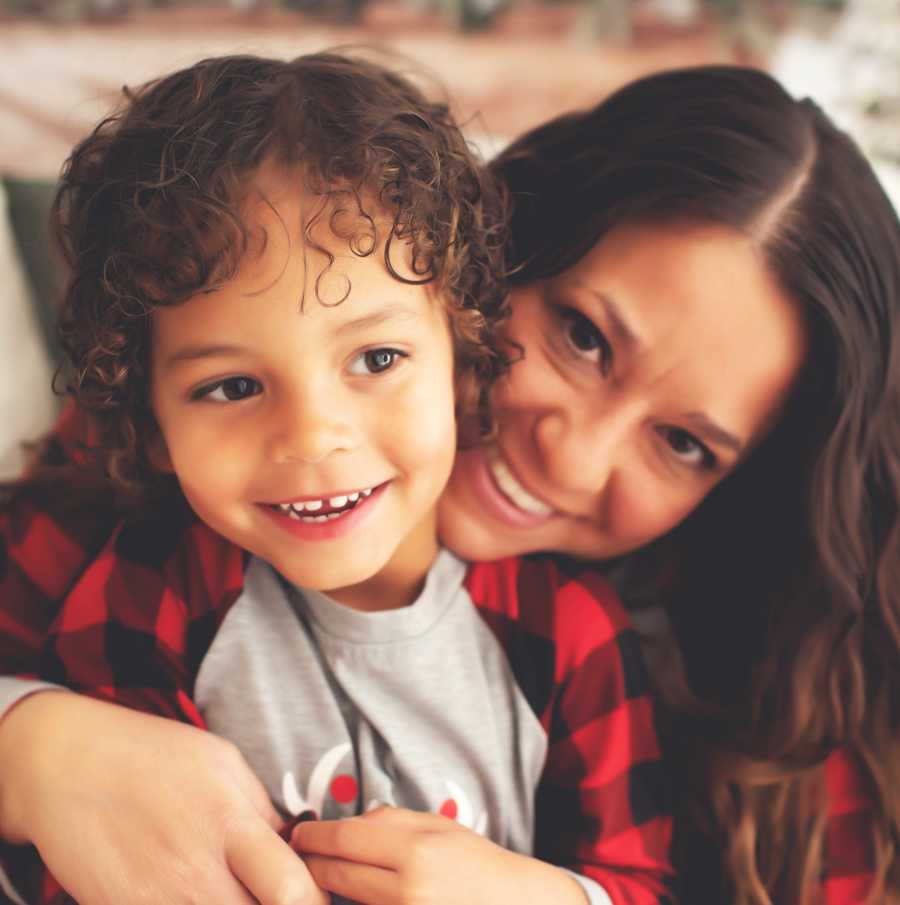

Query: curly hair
52;51;508;498
494;66;900;905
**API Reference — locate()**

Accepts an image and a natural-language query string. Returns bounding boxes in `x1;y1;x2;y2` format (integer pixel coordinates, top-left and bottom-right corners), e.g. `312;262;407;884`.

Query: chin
438;514;525;562
270;556;378;593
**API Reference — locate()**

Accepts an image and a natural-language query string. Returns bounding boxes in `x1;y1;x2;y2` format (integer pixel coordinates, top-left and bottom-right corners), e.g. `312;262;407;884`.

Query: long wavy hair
493;66;900;905
48;51;508;501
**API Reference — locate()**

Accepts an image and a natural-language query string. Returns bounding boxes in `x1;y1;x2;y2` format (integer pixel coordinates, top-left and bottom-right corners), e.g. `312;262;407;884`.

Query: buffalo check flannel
0;408;876;905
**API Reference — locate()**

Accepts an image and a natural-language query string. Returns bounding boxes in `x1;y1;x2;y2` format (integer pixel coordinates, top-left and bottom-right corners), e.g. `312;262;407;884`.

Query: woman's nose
267;389;357;464
531;402;631;499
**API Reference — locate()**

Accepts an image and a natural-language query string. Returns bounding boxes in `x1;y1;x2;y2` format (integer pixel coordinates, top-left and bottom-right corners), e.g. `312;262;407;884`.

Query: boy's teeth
487;452;554;516
274;485;379;517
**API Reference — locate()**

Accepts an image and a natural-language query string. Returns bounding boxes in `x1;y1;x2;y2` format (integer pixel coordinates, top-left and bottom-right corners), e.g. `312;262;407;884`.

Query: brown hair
494;66;900;905
52;51;507;499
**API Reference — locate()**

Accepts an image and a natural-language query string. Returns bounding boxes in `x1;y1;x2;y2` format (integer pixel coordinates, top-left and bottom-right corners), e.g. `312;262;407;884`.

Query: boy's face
150;176;457;609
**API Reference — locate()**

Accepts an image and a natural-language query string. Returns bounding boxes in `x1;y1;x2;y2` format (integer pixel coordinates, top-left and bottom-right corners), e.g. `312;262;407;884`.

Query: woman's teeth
275;488;374;522
487;453;554;516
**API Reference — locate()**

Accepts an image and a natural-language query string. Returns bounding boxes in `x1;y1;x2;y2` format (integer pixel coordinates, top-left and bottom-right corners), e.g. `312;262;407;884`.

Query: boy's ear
147;429;175;474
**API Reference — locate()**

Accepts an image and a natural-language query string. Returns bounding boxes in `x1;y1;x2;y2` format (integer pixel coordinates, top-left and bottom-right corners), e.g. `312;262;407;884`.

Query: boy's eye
348;348;406;376
554;305;613;375
194;376;261;402
658;426;716;470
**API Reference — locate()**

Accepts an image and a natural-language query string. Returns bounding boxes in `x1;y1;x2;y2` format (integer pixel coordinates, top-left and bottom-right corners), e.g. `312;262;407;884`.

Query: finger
227;819;329;905
305;854;397;905
230;763;284;831
358;806;456;830
293;817;406;868
215;868;274;905
247;787;284;831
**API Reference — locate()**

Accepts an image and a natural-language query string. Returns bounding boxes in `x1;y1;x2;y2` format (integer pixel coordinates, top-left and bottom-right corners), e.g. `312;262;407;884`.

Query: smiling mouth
486;449;555;517
269;486;379;523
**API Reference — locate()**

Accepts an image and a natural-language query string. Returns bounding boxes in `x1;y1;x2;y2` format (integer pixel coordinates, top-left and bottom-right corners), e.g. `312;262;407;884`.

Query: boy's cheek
404;379;457;462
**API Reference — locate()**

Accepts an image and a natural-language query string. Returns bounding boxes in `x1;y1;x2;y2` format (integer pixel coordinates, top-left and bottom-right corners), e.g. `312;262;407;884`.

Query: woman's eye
194;376;261;402
555;305;612;374
348;348;406;376
659;427;716;470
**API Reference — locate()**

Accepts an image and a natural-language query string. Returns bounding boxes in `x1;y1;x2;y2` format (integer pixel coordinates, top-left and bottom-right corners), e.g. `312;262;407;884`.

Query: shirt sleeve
532;564;676;905
0;488;245;905
0;406;118;681
822;749;876;905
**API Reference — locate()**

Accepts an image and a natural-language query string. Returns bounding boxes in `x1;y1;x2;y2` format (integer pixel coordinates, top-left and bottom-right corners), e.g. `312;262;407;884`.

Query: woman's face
439;220;807;562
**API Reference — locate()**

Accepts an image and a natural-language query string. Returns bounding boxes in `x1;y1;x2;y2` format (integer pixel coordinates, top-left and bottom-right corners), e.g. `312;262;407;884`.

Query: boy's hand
0;691;327;905
292;806;588;905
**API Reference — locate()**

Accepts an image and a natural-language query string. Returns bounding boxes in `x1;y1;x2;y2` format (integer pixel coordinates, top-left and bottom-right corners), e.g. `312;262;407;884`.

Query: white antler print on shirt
282;743;353;818
282;749;487;833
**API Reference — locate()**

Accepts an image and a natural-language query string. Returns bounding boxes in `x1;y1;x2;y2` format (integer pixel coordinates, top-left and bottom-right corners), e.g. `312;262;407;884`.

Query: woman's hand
292;806;588;905
0;691;327;905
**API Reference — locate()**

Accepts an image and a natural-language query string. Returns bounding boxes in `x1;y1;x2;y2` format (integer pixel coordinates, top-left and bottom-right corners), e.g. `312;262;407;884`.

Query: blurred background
0;0;897;477
0;0;897;194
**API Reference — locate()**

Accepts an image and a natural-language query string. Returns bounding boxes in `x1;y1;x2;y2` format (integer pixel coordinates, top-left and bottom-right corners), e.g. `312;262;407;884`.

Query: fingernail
279;810;317;842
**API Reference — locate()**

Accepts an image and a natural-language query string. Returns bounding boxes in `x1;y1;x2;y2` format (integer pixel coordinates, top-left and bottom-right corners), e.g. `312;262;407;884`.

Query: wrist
0;690;72;843
513;855;590;905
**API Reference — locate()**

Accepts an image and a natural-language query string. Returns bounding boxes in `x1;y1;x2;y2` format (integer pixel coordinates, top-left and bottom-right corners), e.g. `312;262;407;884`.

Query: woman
439;65;900;905
1;65;898;905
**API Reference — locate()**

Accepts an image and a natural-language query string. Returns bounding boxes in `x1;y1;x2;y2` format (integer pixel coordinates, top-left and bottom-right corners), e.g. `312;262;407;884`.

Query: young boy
0;53;671;905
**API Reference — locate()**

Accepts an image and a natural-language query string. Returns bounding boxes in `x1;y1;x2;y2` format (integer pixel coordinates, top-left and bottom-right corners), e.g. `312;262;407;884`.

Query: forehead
151;176;436;347
242;165;421;287
555;220;808;450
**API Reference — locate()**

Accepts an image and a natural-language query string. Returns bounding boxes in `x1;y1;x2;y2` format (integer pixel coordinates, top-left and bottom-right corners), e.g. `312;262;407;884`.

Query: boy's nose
268;393;356;464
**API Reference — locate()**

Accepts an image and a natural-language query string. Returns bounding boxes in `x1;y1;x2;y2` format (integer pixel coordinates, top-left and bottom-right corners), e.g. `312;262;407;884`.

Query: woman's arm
531;567;675;904
0;690;326;905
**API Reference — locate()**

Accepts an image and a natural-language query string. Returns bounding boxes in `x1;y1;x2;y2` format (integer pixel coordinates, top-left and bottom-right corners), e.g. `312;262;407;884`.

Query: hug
0;49;898;905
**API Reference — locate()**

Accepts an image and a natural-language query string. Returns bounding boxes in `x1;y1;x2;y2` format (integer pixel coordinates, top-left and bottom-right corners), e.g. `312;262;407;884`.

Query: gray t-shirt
197;550;613;903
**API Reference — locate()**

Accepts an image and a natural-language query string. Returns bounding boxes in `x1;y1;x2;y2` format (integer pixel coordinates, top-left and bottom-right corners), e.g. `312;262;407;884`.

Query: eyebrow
334;303;425;336
684;411;744;456
165;344;248;368
571;283;743;457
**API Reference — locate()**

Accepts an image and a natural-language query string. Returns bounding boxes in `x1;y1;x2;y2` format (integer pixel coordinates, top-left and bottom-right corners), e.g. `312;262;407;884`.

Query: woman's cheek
607;476;691;551
491;345;558;415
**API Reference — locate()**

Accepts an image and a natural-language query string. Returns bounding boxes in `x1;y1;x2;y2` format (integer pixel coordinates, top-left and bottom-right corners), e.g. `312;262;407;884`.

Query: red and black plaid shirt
1;413;676;905
0;409;876;905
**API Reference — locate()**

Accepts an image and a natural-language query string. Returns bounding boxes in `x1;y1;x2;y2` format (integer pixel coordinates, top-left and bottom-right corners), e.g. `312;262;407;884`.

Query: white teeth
487;451;554;516
272;485;378;518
